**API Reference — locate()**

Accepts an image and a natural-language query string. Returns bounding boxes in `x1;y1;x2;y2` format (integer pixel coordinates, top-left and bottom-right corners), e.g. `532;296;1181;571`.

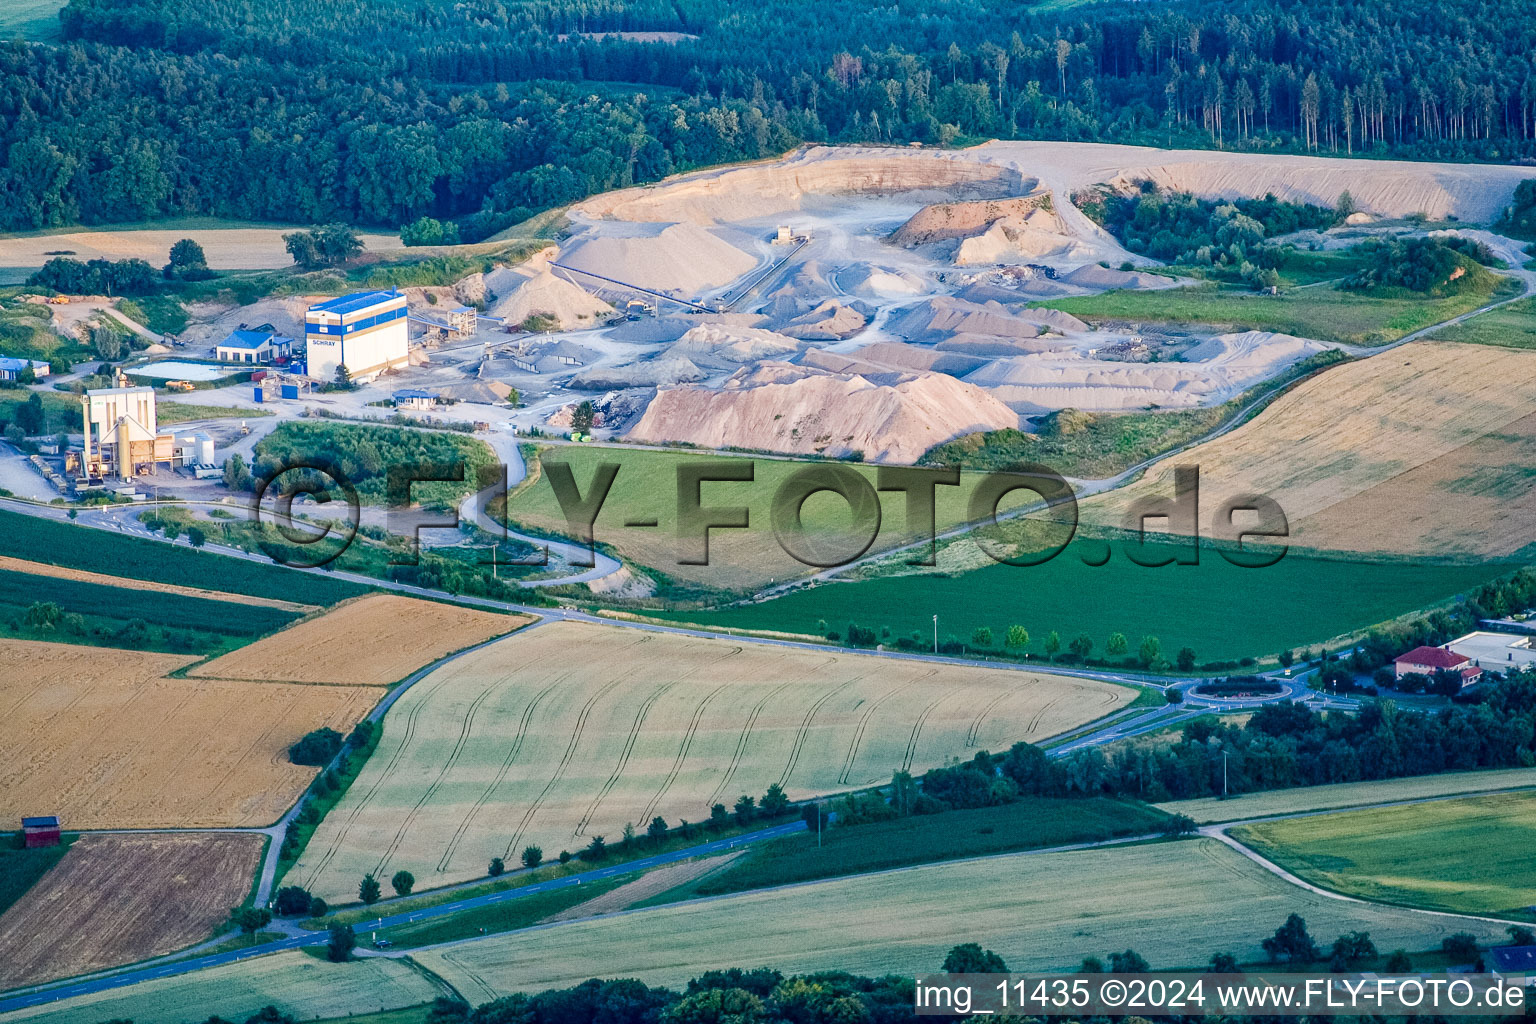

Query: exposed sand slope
570;354;707;389
485;255;613;328
559;222;757;294
574;146;1027;224
804;341;989;377
1081;340;1536;556
971;140;1536;222
667;323;803;364
628;361;1017;462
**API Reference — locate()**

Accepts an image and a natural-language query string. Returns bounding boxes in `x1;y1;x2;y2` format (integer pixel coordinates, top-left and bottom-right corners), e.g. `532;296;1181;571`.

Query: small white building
393;389;436;411
215;329;293;364
305;289;409;383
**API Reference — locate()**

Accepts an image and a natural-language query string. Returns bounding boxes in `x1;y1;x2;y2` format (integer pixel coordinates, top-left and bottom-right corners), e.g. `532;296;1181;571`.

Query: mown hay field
0;833;264;989
291;621;1130;901
1231;792;1536;915
413;838;1509;998
1081;341;1536;559
0;951;440;1024
0;639;383;828
0;226;397;271
1157;767;1536;823
189;595;530;685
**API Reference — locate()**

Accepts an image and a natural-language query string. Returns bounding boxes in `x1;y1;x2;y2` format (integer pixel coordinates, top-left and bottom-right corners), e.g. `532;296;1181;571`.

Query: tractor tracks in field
436;675;567;873
965;684;1027;748
900;690;956;774
777;678;857;790
836;671;933;786
705;678;801;811
636;682;730;828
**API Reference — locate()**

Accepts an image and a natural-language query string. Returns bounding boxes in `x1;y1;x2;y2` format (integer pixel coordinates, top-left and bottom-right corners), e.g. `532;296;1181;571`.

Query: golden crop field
0;950;441;1024
291;621;1130;901
189;595;531;685
0;833;264;989
1157;767;1536;823
0;226;398;271
0;639;383;828
413;838;1509;998
1081;341;1536;558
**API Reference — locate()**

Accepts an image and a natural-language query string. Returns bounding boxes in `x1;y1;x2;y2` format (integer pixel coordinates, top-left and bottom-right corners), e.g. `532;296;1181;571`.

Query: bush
274;885;314;917
521;845;542;869
288;727;344;766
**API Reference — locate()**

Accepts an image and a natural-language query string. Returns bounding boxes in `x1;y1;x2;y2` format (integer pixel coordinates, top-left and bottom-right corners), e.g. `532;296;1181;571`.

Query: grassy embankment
1157;766;1536;823
1231;791;1536;917
1428;295;1536;349
1036;274;1521;346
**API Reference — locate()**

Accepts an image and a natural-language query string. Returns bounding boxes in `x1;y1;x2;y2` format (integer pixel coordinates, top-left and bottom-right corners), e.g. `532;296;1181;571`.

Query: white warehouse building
304;289;409;384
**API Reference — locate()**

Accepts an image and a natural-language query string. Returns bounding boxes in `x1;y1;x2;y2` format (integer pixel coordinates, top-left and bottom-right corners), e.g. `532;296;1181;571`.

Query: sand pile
483;262;612;329
804;342;988;377
574;146;1027;225
779;299;868;340
559;222;756;295
840;265;927;297
628;361;1017;462
569;355;706;390
936;334;1070;357
891;194;1050;245
887;297;1051;343
955;208;1098;265
1061;265;1178;291
1180;330;1336;385
177;295;313;345
667;324;802;364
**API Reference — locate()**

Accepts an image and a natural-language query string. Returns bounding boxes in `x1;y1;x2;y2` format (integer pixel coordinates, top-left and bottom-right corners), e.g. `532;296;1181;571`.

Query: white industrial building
76;376;216;483
1445;631;1536;674
304;289;409;383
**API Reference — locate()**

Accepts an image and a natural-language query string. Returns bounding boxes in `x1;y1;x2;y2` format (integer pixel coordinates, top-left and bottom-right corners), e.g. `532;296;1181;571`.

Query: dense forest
7;0;1536;237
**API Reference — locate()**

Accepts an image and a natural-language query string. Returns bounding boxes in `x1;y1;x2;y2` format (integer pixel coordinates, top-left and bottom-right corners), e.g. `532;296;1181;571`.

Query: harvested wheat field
0;227;396;271
189;595;531;685
413;838;1507;998
0;832;264;989
1082;341;1536;558
0;555;316;613
0;639;382;828
292;621;1130;902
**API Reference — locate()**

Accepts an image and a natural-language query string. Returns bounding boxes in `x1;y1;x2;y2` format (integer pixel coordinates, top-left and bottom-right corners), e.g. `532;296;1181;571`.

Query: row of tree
12;0;1536;236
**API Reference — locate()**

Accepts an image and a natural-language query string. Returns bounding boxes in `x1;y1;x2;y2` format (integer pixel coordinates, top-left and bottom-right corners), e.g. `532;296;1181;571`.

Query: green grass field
652;542;1507;662
1231;792;1536;916
408;838;1509;998
0;836;73;918
376;873;630;948
1157;767;1536;823
0;0;62;41
115;295;190;335
690;798;1169;897
1036;277;1521;345
157;401;274;425
0;509;370;606
1428;296;1536;349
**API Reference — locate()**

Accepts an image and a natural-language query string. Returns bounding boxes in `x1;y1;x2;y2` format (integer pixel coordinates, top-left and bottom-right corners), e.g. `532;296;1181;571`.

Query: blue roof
21;816;59;828
393;389;436;400
219;330;290;349
309;289;403;316
0;356;44;371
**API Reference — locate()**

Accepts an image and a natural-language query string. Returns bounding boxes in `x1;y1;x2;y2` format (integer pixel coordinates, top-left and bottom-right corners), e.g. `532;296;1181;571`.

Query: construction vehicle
239;421;251;436
165;380;195;393
47;295;69;305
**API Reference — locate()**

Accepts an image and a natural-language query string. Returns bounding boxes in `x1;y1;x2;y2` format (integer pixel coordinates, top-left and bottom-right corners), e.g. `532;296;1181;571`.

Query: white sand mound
1062;265;1178;291
887;297;1045;342
667;324;802;364
559;222;757;295
574;146;1027;225
955;208;1097;266
1026;308;1090;334
176;295;313;345
484;262;612;329
628;361;1017;463
840;265;927;297
780;299;868;340
569;355;706;390
1180;330;1335;385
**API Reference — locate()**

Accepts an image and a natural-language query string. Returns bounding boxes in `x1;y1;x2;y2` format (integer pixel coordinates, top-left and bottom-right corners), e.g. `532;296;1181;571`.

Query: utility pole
932;614;938;655
816;803;822;848
1223;750;1229;798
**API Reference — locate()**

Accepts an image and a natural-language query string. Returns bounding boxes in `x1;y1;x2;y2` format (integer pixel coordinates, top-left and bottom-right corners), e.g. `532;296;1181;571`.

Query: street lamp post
932;614;938;655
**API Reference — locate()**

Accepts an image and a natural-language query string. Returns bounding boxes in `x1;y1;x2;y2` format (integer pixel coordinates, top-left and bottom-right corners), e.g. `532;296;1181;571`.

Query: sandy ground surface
290;620;1131;901
0;228;397;271
0;638;382;828
1081;340;1536;557
0;554;316;611
541;852;741;923
188;595;531;686
0;832;264;989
